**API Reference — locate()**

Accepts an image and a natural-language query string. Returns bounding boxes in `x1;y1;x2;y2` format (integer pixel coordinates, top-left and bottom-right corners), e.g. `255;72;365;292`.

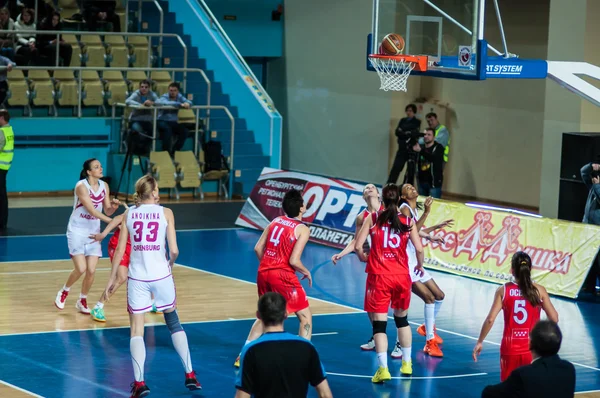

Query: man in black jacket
481;320;575;398
387;104;421;184
415;128;444;198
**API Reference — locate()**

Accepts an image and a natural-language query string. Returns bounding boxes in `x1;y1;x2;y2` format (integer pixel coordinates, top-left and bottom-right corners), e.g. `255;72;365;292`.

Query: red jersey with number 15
366;212;412;275
501;282;542;355
258;216;303;272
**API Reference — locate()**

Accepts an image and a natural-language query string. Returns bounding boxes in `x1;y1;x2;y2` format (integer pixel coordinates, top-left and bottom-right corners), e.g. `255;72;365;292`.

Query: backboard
368;0;548;81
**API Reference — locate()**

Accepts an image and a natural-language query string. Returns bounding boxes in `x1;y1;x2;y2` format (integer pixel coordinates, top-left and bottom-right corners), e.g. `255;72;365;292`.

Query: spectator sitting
37;12;73;66
125;79;158;155
235;292;333;398
0;8;15;60
481;320;575;398
14;8;37;65
82;0;121;32
156;82;192;157
0;54;14;106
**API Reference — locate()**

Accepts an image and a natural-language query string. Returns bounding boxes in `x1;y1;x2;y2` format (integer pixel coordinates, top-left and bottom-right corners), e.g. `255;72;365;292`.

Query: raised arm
164;207;178;266
75;183;112;224
289;225;312;286
473;287;503;361
90;212;125;241
332;214;363;264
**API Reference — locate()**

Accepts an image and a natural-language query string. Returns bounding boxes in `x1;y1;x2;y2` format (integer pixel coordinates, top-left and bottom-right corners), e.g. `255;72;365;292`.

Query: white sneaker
360;337;376;351
76;298;91;314
54;289;69;310
391;342;403;359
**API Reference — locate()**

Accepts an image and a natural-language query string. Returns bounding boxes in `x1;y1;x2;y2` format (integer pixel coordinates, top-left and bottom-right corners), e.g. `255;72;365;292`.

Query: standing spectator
0;7;15;60
235;292;333;398
580;162;600;292
156;82;191;157
481;320;575;398
82;0;121;32
414;128;445;198
0;109;13;231
125;79;158;155
14;8;37;65
0;55;14;105
37;12;73;66
387;103;421;184
425;112;450;163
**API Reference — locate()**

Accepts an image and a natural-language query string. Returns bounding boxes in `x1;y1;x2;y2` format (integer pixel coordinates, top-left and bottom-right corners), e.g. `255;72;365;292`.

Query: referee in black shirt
235;292;333;398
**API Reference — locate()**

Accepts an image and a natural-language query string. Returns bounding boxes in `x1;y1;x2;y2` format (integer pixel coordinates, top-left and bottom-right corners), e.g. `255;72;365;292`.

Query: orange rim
369;54;428;72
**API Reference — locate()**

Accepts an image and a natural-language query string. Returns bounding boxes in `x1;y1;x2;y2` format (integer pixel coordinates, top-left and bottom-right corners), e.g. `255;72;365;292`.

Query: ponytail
511;251;540;306
79;158;98;181
132;193;140;208
377;184;410;234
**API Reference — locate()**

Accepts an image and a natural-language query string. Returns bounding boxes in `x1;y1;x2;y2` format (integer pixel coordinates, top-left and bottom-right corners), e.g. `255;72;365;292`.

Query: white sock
434;299;443;319
424;303;435;340
79;293;87;299
95;302;104;309
172;331;193;373
401;346;412;362
377;352;388;368
130;336;146;382
62;285;70;292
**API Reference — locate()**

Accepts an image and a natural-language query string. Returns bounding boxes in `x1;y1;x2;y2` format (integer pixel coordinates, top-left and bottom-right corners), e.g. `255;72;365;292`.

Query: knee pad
372;320;387;335
164;310;184;334
394;315;409;328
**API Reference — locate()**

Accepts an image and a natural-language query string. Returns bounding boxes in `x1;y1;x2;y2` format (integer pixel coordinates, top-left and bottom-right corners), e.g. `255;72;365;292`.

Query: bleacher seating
6;69;29;109
149;151;179;198
174;151;201;196
53;69;78;107
28;70;55;109
103;71;128;106
80;35;106;67
105;35;129;67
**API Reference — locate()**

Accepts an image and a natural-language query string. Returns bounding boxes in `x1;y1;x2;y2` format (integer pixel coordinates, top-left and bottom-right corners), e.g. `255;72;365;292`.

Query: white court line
0;227;242;239
0;268;111;275
0;379;43;398
576;389;600;394
327;371;488;380
0;311;360;338
312;332;338;337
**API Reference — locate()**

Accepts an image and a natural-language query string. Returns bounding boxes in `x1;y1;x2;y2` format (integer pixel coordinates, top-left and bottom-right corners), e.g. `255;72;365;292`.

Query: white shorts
127;274;176;314
67;231;102;257
410;262;433;284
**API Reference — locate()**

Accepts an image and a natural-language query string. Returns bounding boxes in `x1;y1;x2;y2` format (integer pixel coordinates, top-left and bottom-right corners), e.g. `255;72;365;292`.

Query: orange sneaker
417;324;444;344
423;339;443;357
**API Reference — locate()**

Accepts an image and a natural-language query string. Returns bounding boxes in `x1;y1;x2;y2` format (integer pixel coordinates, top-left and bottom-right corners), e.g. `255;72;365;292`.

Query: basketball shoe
54;289;69;310
417;324;443;344
391;341;403;359
234;355;240;368
185;371;202;390
91;307;106;322
130;381;150;397
423;339;443;357
400;360;413;375
360;337;375;351
76;298;91;314
371;366;392;383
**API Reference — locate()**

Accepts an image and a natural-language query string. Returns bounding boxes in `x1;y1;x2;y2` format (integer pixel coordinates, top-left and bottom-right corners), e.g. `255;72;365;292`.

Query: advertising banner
236;168;600;298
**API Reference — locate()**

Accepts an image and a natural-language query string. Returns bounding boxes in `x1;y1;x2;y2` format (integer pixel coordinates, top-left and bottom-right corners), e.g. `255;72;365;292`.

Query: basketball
380;33;405;55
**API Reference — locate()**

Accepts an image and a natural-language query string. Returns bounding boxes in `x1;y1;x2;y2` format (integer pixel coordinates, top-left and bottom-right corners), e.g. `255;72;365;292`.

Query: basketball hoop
368;54;428;92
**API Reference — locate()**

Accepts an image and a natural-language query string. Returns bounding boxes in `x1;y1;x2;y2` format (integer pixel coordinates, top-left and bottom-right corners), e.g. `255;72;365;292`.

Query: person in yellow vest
424;112;450;163
0;109;13;231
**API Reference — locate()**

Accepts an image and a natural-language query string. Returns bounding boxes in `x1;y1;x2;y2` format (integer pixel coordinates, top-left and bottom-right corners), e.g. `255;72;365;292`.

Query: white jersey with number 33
127;204;170;282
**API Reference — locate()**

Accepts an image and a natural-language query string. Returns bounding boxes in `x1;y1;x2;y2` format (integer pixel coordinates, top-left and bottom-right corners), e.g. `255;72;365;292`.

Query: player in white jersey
103;175;201;397
400;183;453;357
55;158;120;313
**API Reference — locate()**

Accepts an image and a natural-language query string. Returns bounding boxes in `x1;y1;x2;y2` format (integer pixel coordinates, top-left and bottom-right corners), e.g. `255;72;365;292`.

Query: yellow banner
421;199;600;299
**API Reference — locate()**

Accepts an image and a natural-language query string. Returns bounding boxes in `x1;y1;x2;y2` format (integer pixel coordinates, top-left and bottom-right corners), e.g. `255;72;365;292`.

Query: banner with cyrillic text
235;168;600;298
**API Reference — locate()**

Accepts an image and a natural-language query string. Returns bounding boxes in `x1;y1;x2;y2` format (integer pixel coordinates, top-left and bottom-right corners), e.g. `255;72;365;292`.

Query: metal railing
8;66;210;118
9;30;187;85
126;0;164;57
113;103;235;198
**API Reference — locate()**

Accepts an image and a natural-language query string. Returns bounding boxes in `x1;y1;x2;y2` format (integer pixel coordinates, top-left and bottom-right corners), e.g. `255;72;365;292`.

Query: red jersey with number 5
501;282;542;355
258;216;303;272
365;212;411;275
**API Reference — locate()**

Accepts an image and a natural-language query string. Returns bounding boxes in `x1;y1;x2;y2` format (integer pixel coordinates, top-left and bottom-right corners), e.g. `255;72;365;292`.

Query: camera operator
580;162;600;293
414;128;444;198
387;104;422;184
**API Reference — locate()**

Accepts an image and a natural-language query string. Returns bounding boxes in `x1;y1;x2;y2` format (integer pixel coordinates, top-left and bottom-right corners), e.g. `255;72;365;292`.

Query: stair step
221;142;262;156
209;129;254;143
234;155;270;169
209;117;246;130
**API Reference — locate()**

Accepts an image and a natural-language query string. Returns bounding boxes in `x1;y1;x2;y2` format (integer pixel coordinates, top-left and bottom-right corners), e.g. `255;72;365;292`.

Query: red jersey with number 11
365;212;411;275
501;282;542;355
258;216;303;272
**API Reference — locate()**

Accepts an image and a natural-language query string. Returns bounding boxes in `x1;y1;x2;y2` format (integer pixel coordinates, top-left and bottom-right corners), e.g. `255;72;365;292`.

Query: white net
369;56;416;92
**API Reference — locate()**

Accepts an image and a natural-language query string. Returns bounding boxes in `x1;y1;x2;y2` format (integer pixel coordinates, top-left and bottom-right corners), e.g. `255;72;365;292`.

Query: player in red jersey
354;183;425;382
473;251;559;381
234;188;313;367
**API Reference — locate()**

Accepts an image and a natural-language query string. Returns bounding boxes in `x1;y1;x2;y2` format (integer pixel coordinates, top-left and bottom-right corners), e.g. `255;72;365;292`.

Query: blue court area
0;228;599;397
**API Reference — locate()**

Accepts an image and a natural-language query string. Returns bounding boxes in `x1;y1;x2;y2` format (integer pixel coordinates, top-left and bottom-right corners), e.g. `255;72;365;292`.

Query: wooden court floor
0;259;357;335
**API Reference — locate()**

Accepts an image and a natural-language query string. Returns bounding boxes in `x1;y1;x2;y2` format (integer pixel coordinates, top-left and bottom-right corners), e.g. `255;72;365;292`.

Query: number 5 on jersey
132;221;159;243
513;300;528;325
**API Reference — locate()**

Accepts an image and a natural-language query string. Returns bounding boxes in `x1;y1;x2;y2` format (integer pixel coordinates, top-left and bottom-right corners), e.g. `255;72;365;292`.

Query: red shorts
108;236;131;267
500;352;532;381
364;273;412;313
257;268;309;314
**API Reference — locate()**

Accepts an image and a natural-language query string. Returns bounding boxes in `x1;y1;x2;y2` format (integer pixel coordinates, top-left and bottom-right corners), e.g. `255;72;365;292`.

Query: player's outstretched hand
472;342;483;362
424;197;434;213
429;235;445;244
331;253;343;265
301;272;313;287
